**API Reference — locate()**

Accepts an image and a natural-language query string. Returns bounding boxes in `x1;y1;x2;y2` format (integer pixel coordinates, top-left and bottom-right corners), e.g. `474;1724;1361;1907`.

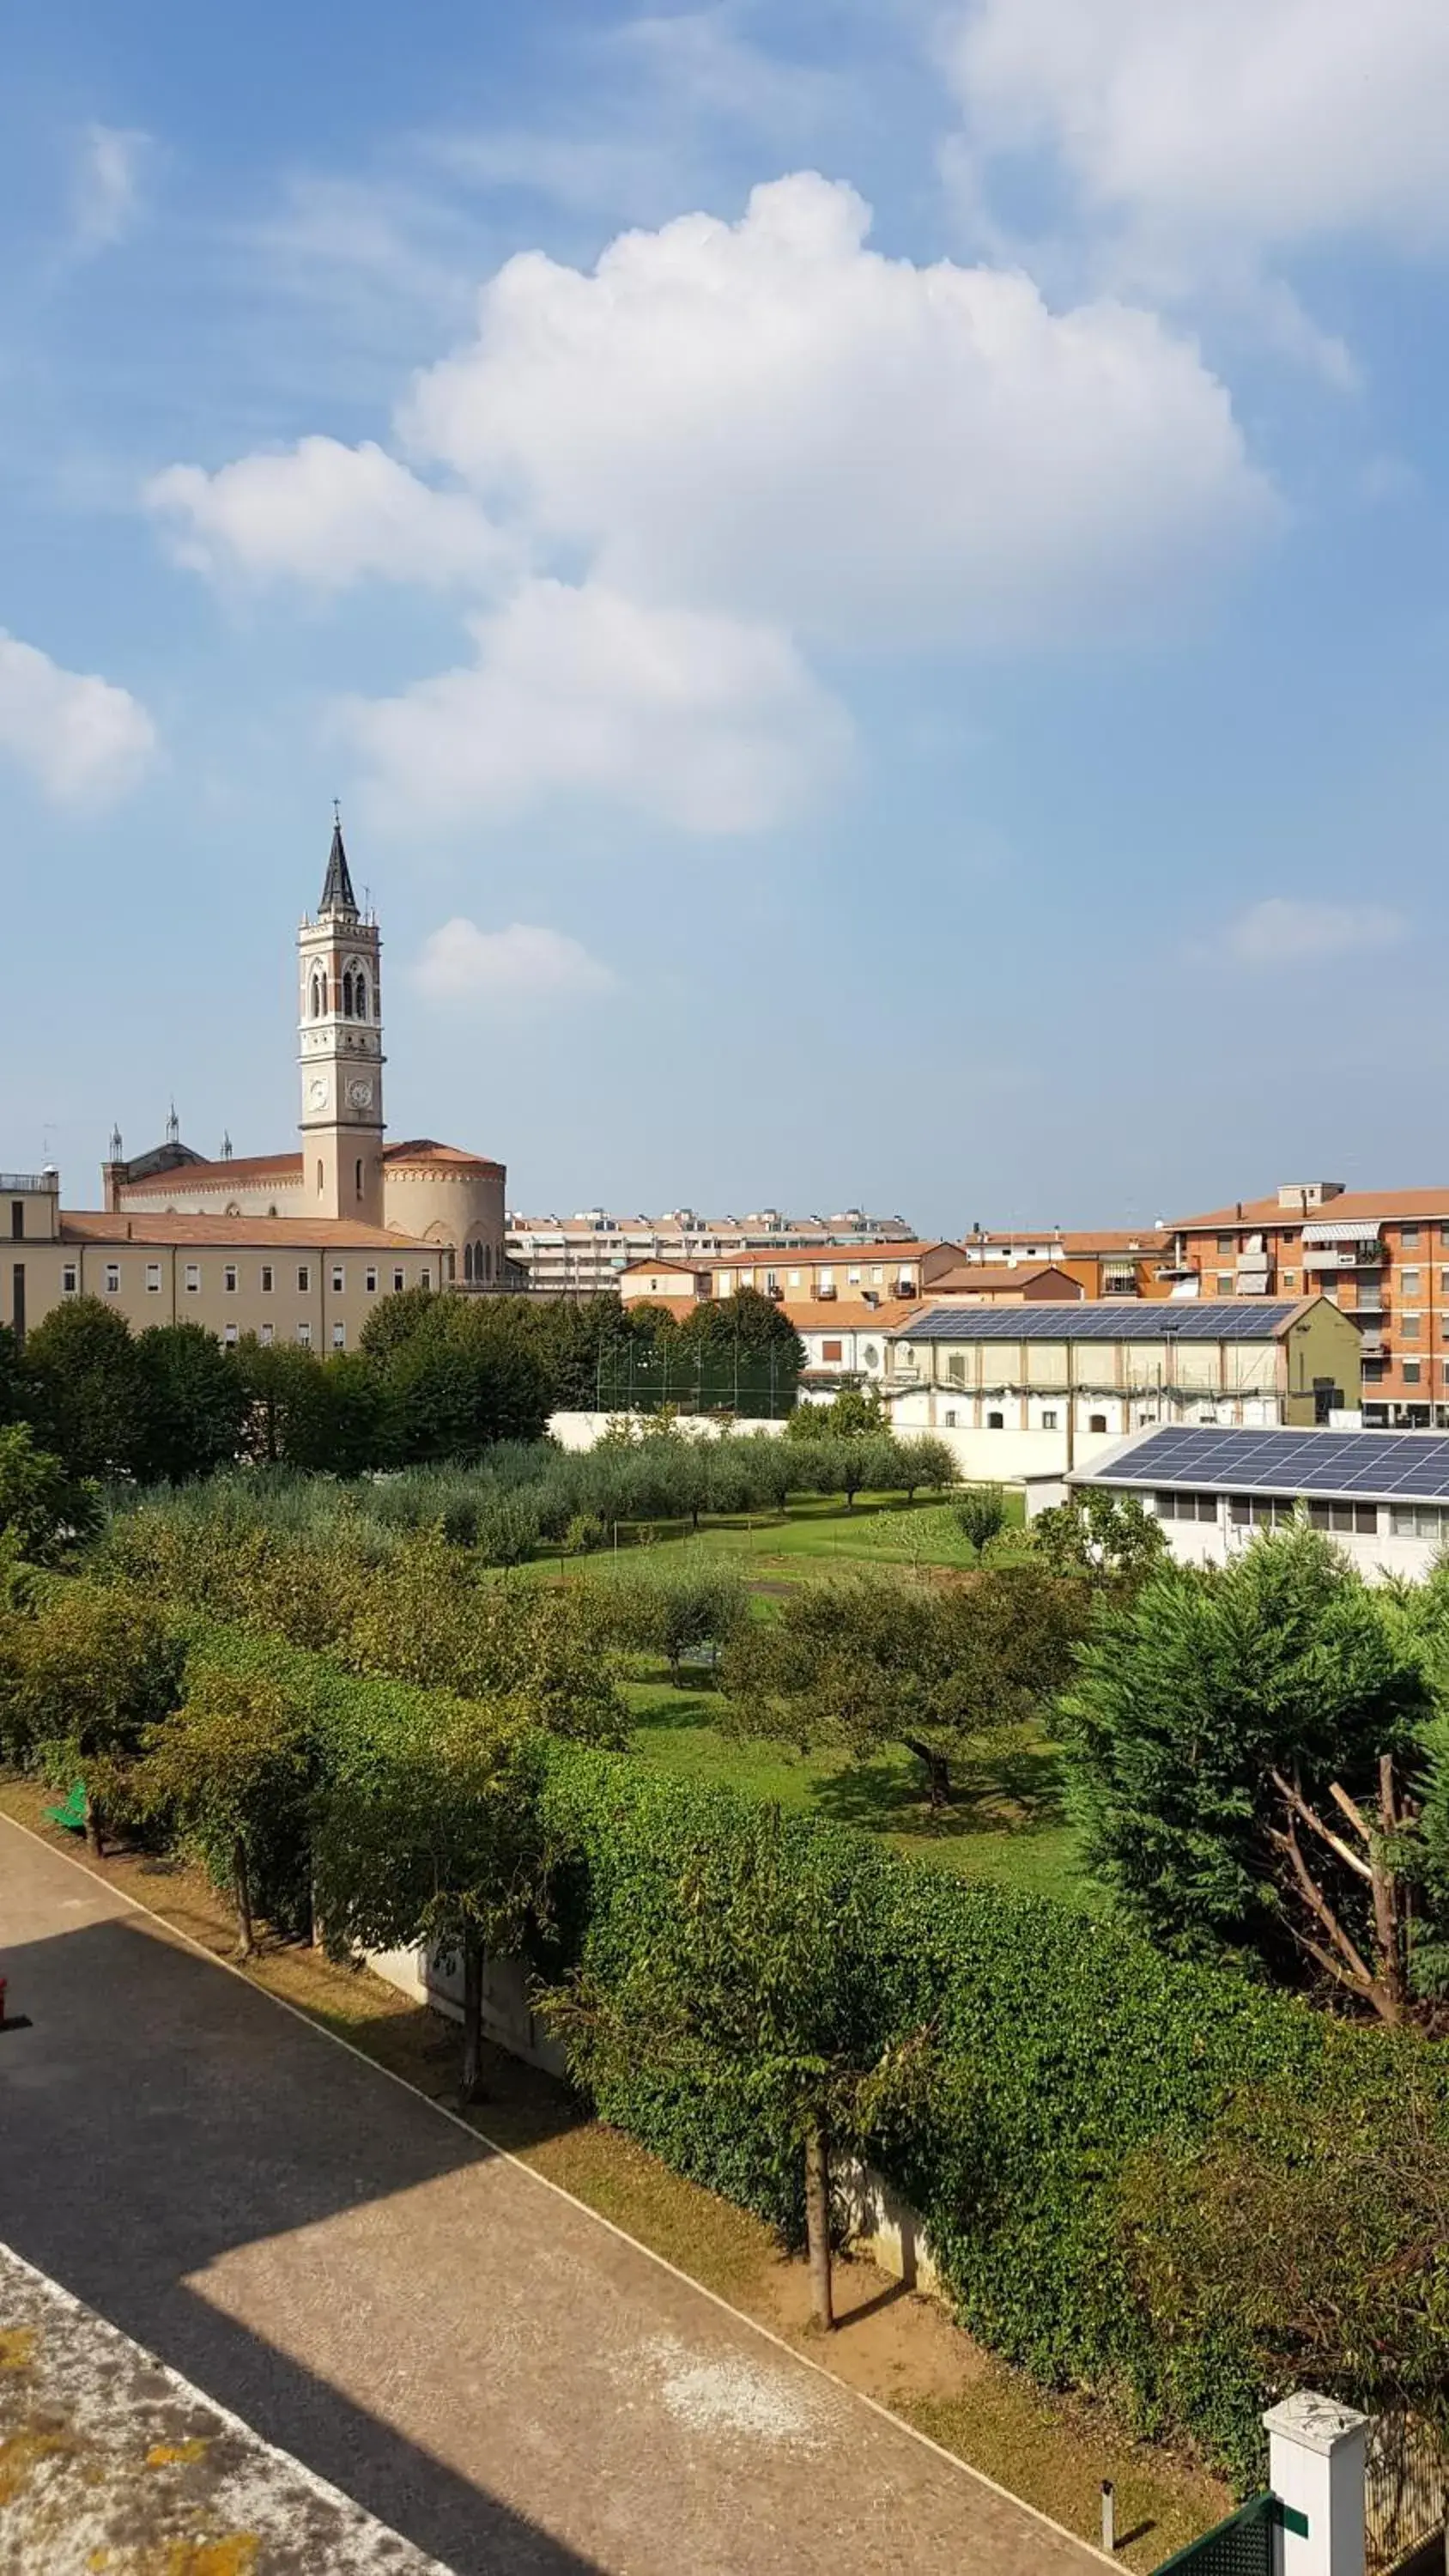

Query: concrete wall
547;1410;790;1451
367;1942;567;2077
1149;1508;1438;1584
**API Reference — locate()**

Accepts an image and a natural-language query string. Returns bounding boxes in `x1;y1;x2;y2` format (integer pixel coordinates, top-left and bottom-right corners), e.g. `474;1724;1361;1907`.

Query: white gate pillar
1263;2393;1369;2576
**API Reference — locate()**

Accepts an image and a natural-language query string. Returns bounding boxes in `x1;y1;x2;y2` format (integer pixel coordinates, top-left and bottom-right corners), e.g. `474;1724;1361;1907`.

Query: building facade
956;1227;1173;1299
879;1297;1361;1484
1164;1183;1449;1428
1056;1423;1449;1584
103;820;508;1288
0;820;506;1351
506;1208;916;1297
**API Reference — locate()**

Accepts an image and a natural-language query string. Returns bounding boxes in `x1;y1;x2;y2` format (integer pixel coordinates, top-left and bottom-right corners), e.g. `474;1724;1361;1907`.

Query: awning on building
1300;1217;1383;1244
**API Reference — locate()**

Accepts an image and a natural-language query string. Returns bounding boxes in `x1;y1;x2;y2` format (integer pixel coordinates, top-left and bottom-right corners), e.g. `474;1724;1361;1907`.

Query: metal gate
1151;2494;1276;2576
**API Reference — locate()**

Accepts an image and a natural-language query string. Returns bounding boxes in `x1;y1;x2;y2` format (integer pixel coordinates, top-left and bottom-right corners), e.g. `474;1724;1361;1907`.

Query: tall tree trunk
87;1798;105;1859
903;1738;951;1810
461;1928;484;2105
233;1837;255;1959
804;2126;834;2330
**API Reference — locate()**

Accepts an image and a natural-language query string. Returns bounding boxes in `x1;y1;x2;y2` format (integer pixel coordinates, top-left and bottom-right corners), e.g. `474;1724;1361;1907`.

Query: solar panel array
892;1302;1303;1345
1089;1426;1449;1504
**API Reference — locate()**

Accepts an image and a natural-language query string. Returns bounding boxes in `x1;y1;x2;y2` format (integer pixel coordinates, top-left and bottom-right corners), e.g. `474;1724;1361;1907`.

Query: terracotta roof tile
61;1212;432;1250
1173;1188;1449;1230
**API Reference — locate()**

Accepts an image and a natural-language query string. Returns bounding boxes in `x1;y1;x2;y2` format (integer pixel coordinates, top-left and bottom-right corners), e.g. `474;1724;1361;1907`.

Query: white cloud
413;918;617;1004
400;173;1271;650
1223;897;1406;969
145;438;511;592
72;123;148;251
337;575;848;834
0;630;156;806
945;0;1449;253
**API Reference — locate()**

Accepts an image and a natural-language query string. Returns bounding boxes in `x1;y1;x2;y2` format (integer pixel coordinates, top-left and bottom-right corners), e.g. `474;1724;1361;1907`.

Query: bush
563;1511;607;1557
953;1484;1008;1557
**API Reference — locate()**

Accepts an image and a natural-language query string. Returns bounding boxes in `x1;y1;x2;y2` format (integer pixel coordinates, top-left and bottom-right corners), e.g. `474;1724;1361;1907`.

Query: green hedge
143;1617;1449;2479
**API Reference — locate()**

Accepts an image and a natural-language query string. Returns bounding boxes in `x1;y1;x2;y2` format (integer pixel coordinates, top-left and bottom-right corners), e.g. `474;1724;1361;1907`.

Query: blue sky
3;0;1449;1236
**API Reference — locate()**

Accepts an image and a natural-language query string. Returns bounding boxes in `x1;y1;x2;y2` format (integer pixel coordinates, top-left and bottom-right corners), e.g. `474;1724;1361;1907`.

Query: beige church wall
383;1166;506;1268
1;1242;442;1349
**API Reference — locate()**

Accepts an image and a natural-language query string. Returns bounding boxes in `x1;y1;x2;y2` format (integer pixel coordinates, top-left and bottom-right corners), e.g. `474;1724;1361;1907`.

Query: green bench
43;1780;87;1835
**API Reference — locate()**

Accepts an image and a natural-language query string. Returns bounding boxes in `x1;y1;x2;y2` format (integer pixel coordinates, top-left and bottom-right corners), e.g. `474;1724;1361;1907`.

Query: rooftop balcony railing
0;1172;58;1194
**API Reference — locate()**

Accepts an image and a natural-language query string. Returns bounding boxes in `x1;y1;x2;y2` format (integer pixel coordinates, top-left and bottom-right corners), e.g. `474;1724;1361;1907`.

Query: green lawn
623;1668;1093;1905
521;1488;1030;1589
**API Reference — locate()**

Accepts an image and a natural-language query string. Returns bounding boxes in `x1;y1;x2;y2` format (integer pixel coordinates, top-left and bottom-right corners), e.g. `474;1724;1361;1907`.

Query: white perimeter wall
547;1410;789;1451
1110;1502;1438;1587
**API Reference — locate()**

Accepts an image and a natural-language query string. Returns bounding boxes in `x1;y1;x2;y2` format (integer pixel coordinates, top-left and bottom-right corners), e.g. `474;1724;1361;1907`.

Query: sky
3;0;1449;1237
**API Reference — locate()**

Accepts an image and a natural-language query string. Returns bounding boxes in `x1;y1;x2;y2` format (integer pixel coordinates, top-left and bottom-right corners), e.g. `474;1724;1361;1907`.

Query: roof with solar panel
1076;1425;1449;1505
886;1299;1312;1343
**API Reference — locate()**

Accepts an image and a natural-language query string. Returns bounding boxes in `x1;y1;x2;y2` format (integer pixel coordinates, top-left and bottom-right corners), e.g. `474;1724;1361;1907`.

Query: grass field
521;1487;1088;1904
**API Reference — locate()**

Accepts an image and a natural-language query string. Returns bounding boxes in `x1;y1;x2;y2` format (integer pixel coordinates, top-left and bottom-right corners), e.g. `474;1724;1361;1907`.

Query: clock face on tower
308;1076;330;1110
347;1078;374;1109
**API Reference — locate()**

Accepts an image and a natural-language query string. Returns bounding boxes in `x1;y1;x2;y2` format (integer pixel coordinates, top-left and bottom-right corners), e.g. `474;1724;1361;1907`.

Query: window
297;1321;312;1346
819;1268;834;1289
1393;1504;1446;1540
1282;1271;1297;1289
355;1159;363;1202
261;1265;273;1293
62;1263;77;1294
330;1264;344;1293
1216;1234;1234;1254
1307;1500;1378;1534
788;1270;802;1288
847;1267;860;1285
356;973;367;1019
946;1353;967;1386
343;970;354;1018
223;1322;238;1346
331;1321;346;1349
297;1266;310;1293
1402;1313;1422;1340
1404;1360;1422;1384
365;1267;377;1293
104;1262;119;1294
260;1322;273;1348
310;972;322;1018
1089;1413;1107;1433
986;1410;1004;1430
1040;1409;1058;1431
9;1202;22;1242
184;1263;200;1293
1401;1269;1422;1297
1229;1494;1296;1528
944;1408;957;1428
145;1262;161;1293
822;1338;843;1361
392;1267;404;1292
1362;1359;1386;1384
1216;1273;1233;1294
1155;1491;1219;1522
224;1264;237;1293
870;1267;882;1285
1403;1227;1422;1248
421;1267;431;1291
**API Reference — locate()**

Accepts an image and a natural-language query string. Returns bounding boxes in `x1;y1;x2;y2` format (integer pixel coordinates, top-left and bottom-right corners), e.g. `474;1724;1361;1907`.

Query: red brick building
1165;1182;1449;1426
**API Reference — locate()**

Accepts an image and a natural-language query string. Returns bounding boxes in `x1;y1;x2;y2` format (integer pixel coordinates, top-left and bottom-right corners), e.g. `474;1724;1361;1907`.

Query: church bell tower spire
297;806;385;1224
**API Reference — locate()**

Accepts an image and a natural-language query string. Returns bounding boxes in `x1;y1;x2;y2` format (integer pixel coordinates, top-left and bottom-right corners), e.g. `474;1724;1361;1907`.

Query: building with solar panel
1049;1423;1449;1581
882;1296;1362;1485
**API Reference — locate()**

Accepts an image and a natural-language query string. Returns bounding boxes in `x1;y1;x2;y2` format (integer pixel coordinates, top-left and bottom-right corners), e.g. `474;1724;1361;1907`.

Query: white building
506;1208;916;1297
1051;1423;1449;1583
882;1297;1362;1484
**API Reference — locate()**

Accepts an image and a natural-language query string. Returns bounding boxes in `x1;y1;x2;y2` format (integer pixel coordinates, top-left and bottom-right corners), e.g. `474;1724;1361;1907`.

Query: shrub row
121;1613;1449;2483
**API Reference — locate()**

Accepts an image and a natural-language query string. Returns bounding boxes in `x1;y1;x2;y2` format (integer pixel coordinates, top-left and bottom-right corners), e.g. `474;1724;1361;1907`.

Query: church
2;821;509;1351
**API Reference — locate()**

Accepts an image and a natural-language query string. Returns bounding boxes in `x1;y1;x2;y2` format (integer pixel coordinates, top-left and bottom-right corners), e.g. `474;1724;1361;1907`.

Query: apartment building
1165;1182;1449;1427
880;1297;1361;1483
919;1261;1083;1304
1;1176;437;1351
506;1208;915;1296
956;1227;1173;1298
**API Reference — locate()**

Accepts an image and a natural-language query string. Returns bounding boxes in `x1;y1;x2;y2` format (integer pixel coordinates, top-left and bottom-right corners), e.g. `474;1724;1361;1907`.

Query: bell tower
298;809;386;1224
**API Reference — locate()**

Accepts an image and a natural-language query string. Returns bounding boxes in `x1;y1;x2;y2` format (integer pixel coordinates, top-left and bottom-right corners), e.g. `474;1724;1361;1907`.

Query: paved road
0;1820;1102;2576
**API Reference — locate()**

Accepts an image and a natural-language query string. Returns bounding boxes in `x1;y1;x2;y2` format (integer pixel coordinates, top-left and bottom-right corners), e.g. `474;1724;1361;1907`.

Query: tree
608;1557;749;1685
539;1807;935;2327
0;1322;26;1426
786;1383;887;1443
0;1580;184;1847
1030;1487;1167;1595
313;1696;548;2100
1119;2073;1449;2447
383;1334;551;1461
23;1297;144;1481
357;1279;439;1363
896;1437;955;1506
133;1322;246;1483
1061;1522;1430;1989
0;1423;99;1562
725;1567;1082;1808
953;1484;1008;1558
135;1662;315;1956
